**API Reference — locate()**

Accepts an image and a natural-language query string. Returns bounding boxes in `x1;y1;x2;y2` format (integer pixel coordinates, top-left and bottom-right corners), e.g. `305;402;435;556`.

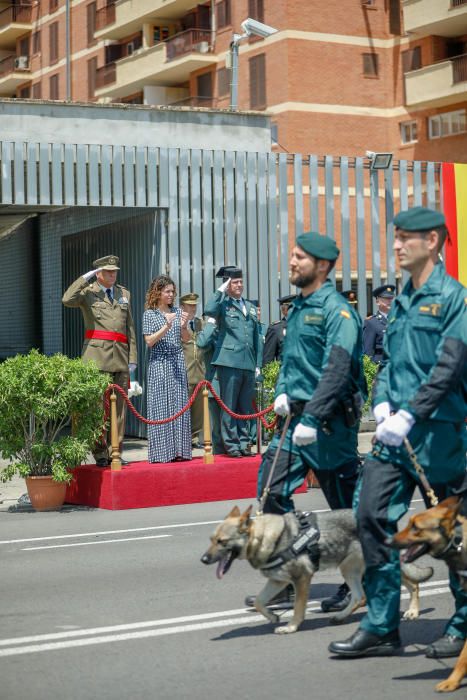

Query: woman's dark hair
145;275;176;310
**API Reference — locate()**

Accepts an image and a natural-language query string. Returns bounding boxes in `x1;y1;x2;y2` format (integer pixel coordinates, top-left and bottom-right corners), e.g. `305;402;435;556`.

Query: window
217;67;230;97
428;110;466;139
400;120;417;144
49;22;59;64
197;72;213;99
32;82;42;99
49;0;59;12
248;0;264;22
32;31;41;54
402;46;421;73
49;73;59;100
363;53;379;76
153;26;170;43
217;0;231;29
19;36;29;58
87;57;97;99
87;2;97;46
19;85;31;99
249;53;266;109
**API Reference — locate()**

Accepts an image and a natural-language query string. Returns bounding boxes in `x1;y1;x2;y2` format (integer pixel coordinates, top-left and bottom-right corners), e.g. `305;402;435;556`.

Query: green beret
296;232;340;261
393;206;445;232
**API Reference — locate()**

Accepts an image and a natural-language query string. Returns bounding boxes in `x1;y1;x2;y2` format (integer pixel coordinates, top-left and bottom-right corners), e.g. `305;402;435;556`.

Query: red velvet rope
104;380;277;428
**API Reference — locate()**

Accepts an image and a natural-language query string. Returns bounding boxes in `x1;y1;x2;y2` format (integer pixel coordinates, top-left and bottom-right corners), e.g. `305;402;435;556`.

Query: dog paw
436;680;459;693
274;623;298;634
402;609;419;620
329;615;346;625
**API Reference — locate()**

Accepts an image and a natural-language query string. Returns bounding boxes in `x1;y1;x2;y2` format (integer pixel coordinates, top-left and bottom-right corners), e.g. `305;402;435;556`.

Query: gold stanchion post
110;390;122;470
202;386;214;464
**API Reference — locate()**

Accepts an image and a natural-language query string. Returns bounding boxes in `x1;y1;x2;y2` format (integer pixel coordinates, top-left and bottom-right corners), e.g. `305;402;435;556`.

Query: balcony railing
0;3;32;29
96;2;116;31
451;0;467;7
453;53;467;83
170;95;217;108
95;62;116;89
0;54;30;77
166;29;211;62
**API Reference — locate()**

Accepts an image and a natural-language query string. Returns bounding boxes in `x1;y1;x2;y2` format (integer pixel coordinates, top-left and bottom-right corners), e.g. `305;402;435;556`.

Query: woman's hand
164;312;177;328
180;311;189;328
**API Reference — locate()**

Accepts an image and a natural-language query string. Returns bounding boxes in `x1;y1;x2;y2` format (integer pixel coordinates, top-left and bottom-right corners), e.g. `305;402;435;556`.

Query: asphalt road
0;489;462;700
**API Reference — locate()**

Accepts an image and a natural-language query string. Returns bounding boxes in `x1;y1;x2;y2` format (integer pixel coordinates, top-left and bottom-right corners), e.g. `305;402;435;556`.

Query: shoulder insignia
340;309;351;319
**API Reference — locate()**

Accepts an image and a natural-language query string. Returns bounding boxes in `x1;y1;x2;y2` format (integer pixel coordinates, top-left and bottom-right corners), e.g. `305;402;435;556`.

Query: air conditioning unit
14;56;29;70
197;41;209;54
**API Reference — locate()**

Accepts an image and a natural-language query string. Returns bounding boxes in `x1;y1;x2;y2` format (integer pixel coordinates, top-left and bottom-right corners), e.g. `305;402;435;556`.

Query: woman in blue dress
143;275;192;463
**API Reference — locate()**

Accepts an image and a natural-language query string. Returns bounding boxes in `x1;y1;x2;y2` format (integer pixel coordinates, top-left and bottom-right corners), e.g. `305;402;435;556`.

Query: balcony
95;30;215;100
0;4;32;48
95;0;201;41
405;54;467;107
402;0;467;37
0;54;30;95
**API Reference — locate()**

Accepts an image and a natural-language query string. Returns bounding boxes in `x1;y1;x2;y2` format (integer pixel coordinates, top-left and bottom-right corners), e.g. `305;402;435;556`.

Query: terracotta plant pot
25;476;67;511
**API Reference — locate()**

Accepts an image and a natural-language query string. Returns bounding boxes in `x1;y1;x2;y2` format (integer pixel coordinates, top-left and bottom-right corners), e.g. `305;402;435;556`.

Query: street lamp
229;18;278;111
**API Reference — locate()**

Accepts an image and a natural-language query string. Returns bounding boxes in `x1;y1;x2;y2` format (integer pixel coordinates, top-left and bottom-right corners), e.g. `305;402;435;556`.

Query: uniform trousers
257;414;360;514
94;369;129;462
356;456;467;639
217;366;255;454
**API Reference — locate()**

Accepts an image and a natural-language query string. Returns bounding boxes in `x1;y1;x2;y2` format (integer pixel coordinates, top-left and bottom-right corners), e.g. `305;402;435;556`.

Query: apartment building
1;0;466;162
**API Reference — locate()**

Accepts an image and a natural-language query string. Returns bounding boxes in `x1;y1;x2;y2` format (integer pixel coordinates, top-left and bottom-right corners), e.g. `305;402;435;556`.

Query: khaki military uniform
182;317;206;445
62;276;137;461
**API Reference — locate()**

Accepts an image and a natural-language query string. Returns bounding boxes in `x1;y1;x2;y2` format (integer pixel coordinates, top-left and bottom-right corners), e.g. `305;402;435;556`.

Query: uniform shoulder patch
340;309;351;319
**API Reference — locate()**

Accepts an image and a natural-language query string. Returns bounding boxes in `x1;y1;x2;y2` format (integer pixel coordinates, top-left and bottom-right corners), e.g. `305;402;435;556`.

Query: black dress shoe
95;458;110;467
225;451;242;458
321;583;350;613
120;458;129;466
241;446;252;457
425;634;465;658
245;584;294;608
329;628;401;657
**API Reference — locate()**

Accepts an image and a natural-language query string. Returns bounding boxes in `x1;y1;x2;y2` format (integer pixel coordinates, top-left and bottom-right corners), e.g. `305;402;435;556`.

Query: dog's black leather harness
260;511;321;571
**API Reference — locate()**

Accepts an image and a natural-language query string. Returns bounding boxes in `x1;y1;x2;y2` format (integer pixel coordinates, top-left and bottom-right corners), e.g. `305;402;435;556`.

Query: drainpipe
65;0;71;100
210;0;216;51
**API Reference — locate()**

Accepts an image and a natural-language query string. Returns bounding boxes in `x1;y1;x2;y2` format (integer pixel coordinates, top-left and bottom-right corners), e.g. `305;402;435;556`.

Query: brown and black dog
390;496;467;693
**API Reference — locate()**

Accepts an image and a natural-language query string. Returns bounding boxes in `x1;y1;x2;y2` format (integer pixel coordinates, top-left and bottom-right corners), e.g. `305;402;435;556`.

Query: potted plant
0;350;109;511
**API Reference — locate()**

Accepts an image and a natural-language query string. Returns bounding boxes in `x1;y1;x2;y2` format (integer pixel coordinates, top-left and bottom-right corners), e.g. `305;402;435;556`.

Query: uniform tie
106;288;113;303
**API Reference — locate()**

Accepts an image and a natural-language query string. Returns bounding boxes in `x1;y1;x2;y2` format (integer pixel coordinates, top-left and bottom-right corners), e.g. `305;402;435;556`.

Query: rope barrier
103;380;277;428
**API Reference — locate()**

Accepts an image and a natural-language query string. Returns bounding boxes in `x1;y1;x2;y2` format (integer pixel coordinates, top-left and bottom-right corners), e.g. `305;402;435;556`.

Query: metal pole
229;40;239;110
65;0;71;100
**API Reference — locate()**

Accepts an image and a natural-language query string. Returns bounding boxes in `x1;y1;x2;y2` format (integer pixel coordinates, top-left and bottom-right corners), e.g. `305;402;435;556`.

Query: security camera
240;17;278;39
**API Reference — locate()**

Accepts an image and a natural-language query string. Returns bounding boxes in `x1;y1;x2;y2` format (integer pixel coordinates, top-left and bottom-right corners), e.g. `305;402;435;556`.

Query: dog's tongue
216;559;225;579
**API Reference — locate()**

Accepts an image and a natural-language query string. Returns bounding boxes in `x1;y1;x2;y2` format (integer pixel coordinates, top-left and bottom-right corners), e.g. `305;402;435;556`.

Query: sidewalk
0;429;376;512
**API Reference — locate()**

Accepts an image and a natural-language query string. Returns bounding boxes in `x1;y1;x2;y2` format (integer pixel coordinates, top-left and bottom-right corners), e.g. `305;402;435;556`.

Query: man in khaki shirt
180;293;206;447
62;255;137;466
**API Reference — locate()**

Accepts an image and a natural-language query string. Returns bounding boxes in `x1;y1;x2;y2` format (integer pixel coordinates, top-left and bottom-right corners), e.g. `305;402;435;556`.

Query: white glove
207;317;216;325
128;381;143;398
217;278;231;293
83;268;100;281
376;409;415;447
255;367;261;379
274;393;290;416
292;423;318;446
373;401;392;425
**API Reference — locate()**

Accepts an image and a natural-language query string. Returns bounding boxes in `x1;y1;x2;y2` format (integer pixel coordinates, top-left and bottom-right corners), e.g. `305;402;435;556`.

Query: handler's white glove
255;367;261;379
292;423;317;446
83;268;100;281
128;381;143;398
376;409;415;447
274;393;290;416
217;278;231;293
373;401;392;425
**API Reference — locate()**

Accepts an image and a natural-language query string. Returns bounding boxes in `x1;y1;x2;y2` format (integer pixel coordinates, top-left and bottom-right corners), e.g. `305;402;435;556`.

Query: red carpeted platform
65;455;306;510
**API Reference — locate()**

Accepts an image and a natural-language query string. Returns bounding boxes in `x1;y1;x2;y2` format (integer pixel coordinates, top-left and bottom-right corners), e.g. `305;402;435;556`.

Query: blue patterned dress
143;307;191;463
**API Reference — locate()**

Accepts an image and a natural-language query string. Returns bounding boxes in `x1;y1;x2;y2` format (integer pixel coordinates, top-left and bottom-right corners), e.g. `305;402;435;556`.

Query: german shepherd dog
201;505;433;635
390;496;467;693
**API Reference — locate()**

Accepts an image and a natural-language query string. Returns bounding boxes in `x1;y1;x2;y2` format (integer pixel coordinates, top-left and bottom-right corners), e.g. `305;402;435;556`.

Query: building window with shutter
400;120;418;144
217;0;231;29
49;22;59;64
362;53;379;76
49;73;59;100
19;85;31;99
49;0;59;13
87;2;97;46
32;82;42;99
248;0;264;22
32;31;41;55
249;53;266;109
402;46;421;73
88;57;97;99
217;67;230;97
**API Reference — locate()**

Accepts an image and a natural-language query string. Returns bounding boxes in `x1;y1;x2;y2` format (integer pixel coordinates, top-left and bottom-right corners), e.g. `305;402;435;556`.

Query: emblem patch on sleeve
340;310;351;319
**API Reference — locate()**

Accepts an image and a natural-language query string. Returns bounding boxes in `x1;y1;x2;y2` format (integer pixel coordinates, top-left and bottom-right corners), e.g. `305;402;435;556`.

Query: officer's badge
304;314;323;325
419;303;442;316
119;296;129;304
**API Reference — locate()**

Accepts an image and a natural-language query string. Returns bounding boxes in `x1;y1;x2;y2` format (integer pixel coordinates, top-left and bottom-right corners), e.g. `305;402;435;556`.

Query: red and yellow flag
441;163;467;286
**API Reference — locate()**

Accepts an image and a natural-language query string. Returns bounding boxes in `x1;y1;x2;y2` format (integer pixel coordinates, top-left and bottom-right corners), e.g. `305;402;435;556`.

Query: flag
441;162;467;285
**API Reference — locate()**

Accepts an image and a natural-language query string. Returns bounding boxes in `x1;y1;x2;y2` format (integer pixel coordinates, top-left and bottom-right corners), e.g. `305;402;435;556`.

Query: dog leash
257;414;292;516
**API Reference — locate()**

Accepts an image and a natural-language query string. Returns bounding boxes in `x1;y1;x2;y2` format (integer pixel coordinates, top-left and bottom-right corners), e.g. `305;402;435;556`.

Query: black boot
245;584;294;608
425;634;465;658
321;583;350;613
329;628;401;657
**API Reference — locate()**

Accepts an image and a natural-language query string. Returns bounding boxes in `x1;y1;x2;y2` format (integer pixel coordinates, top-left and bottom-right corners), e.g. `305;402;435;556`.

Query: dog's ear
239;505;253;531
227;506;241;518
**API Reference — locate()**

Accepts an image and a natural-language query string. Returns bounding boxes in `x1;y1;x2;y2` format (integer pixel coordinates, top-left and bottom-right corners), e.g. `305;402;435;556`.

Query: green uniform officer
204;266;262;457
196;318;223;455
330;206;467;659
257;232;365;515
62;255;137;466
180;292;206;447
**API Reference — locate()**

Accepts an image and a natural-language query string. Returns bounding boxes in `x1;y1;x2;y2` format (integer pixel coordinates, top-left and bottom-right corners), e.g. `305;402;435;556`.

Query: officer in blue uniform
204;266;262;457
262;294;296;366
363;285;396;363
330;206;467;659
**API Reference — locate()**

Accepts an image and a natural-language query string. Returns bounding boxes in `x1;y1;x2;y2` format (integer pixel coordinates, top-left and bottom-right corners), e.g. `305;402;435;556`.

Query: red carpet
65;455;306;510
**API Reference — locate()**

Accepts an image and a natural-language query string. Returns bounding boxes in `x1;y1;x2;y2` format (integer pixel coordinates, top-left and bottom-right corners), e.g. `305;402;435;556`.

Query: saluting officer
363;285;396;362
62;255;137;466
330;207;467;659
262;294;296;367
180;292;205;448
204;266;262;457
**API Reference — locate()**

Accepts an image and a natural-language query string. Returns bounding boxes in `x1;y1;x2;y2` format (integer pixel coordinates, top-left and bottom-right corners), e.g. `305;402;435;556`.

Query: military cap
393;206;445;232
215;265;243;280
296;232;340;261
372;284;396;299
180;292;199;305
93;254;120;270
341;290;358;305
278;294;296;305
